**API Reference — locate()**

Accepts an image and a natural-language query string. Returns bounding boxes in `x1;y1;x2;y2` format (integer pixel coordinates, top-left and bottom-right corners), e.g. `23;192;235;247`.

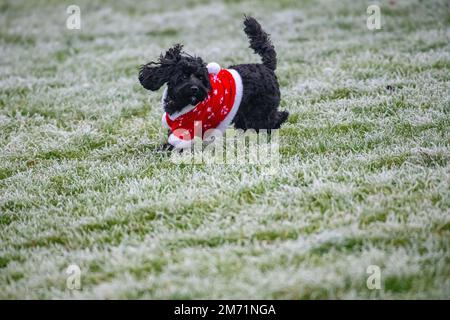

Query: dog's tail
243;15;277;71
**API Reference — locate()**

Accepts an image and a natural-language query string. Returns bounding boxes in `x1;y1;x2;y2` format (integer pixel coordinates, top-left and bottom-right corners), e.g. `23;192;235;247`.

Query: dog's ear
138;64;171;91
138;44;184;91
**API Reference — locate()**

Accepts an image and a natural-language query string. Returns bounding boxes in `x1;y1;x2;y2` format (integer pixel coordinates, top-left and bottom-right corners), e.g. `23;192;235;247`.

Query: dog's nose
190;86;199;94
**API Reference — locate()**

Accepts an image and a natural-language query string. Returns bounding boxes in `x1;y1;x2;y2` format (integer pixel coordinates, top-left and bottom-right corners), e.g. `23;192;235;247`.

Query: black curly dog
139;16;289;146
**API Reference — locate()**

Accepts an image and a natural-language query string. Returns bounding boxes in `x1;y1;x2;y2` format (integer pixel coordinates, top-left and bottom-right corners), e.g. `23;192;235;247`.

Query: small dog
139;16;289;149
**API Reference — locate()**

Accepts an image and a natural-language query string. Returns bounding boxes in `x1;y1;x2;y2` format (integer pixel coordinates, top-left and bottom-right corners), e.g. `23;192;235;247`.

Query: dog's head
139;44;211;115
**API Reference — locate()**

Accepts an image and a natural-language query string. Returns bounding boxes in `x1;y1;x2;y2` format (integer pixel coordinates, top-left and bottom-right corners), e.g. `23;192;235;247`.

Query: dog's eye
182;74;189;80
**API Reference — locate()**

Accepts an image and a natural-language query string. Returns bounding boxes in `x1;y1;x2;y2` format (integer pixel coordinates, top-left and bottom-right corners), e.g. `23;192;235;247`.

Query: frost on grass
0;0;449;299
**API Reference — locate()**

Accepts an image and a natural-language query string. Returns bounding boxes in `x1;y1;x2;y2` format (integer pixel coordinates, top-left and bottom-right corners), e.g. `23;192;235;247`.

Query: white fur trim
168;104;196;120
162;113;169;129
207;62;221;75
214;69;243;133
161;87;168;106
168;133;192;149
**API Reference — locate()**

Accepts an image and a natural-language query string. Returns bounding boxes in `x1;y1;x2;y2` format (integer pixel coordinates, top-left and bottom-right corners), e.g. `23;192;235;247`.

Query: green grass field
0;0;449;299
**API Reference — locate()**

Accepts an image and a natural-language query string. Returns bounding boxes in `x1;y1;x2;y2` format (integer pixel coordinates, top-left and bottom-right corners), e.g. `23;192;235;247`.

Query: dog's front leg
157;130;174;151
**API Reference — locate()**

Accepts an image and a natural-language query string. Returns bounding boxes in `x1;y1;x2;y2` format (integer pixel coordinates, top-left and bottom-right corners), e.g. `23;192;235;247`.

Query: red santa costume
162;62;243;149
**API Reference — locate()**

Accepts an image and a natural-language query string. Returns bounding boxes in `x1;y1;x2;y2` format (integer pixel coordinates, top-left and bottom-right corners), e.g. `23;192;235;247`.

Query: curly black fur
138;16;289;134
231;16;288;130
139;44;210;114
243;15;277;71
